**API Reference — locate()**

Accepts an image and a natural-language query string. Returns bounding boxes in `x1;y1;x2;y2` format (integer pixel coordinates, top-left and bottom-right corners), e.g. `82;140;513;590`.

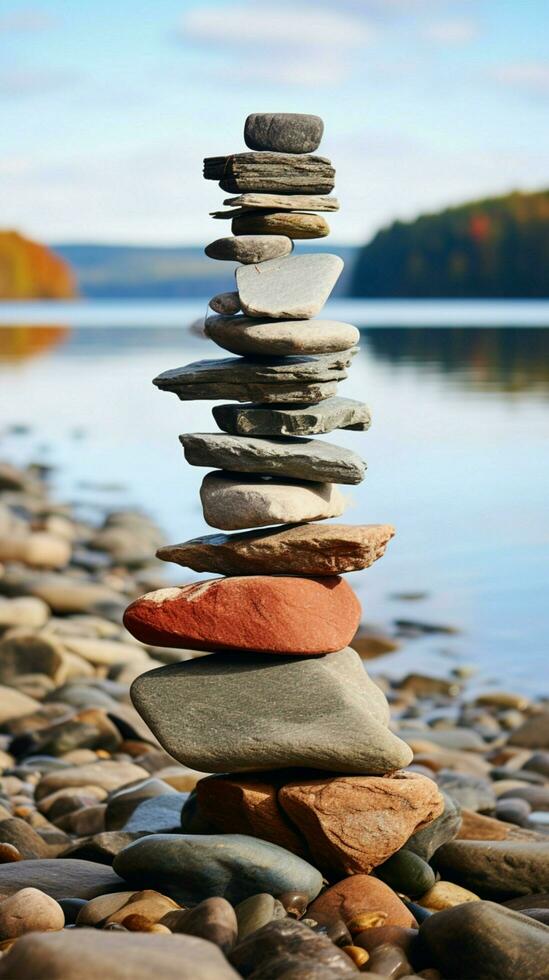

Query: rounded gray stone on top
205;236;292;264
244;113;324;153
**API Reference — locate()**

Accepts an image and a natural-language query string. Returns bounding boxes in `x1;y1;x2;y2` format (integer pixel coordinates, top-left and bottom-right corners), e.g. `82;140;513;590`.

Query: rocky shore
0;110;548;979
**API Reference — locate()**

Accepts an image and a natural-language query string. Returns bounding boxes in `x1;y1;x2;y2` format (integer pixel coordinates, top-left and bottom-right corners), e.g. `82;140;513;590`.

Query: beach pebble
123;575;361;655
0;596;50;630
404;790;461;861
308;874;417;929
0;887;64;940
418;880;480;910
0;858;124;899
233;211;329;239
433;840;549;898
205;314;358;357
0;532;71;569
244;113;324;153
509;710;549;749
161;897;237;953
234;893;287;941
105;889;179;926
113;833;323;906
0;684;40;724
121;793;189;834
199;470;346;530
237;252;343;319
209;290;241;315
105;777;176;830
495;797;532;825
204;235;292;263
229;917;357;978
36;761;149;800
375;850;436;899
130;648;412;774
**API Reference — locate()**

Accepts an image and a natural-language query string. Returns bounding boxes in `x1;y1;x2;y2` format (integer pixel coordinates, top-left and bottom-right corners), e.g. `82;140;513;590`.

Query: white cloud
422;18;478;44
492;62;549;96
181;2;375;47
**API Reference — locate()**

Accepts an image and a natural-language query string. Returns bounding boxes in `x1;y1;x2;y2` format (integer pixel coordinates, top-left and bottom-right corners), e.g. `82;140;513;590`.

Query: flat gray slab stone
237;253;343;319
213;397;372;436
179;433;366;484
153;353;353;404
244;112;324;153
203;152;335;195
205;235;292;263
130;648;412;774
204;315;359;357
224;193;339;212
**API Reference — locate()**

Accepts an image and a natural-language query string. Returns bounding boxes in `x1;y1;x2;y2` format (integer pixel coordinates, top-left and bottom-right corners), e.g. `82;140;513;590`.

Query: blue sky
1;0;548;244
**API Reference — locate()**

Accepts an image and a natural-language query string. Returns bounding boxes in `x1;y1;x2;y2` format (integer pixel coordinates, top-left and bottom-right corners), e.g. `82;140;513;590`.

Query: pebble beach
0;111;548;979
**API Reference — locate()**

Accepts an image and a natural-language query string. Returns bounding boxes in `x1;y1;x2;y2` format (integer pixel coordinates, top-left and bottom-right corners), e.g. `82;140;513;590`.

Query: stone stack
120;113;445;906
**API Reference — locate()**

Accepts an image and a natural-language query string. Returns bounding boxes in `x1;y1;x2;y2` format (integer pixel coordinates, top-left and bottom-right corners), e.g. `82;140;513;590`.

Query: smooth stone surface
0;930;240;979
36;761;149;801
114;834;322;906
122;793;189;833
418;880;480;910
213;397;371;436
375;850;436;899
279;772;444;876
509;711;549;748
419;900;549;980
124;576;361;654
308;875;416;929
154;351;351;404
235;893;287;941
0;859;125;899
180;432;365;485
244;113;324;153
230;917;357;978
237;253;343;319
199;471;346;530
204;152;335;194
404;790;462;861
161;898;237;953
433;840;549;898
209;290;241;315
225;192;339;212
0;887;64;940
130;648;412;774
157;522;393;576
205;315;358;357
233;211;329;239
105;778;175;831
205;235;292;263
436;771;496;812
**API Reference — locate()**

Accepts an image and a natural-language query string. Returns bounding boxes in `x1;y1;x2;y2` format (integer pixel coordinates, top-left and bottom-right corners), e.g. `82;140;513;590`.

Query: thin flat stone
205;236;292;263
156;523;395;576
153;352;353;404
204;315;359;356
199;471;347;530
130;648;412;774
244;113;324;153
224;193;339;212
179;433;366;484
213;397;371;436
237;253;343;319
203;152;335;195
232;212;329;239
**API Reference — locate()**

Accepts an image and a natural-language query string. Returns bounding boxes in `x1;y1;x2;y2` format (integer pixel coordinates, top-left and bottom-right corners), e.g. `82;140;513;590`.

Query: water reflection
362;327;549;396
0;325;69;361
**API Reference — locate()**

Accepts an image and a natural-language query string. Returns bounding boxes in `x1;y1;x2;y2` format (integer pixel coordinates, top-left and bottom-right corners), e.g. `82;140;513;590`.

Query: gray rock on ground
204;235;292;263
199;470;347;530
237;253;344;319
203;152;335;195
244;113;324;153
204;314;359;357
130;647;412;774
433;839;549;898
213;397;371;436
156;522;395;577
180;432;366;485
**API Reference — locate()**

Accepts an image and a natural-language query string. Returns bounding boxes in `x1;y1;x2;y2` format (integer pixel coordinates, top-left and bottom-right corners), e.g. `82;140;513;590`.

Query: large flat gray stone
204;315;359;356
179;433;366;484
203;152;335;195
130;648;412;774
244;113;324;153
237;253;343;319
153;353;352;404
213;397;371;436
114;833;323;907
156;523;395;577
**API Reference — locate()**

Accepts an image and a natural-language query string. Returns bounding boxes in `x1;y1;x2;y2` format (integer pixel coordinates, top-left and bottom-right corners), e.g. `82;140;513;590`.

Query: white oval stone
199;471;347;530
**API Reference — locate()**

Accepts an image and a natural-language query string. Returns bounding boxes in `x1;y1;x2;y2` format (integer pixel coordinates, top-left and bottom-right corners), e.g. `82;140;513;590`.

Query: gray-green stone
375;849;436;899
433;840;549;898
130;648;412;774
213;397;371;436
179;432;366;484
235;893;287;941
405;790;461;861
113;833;323;906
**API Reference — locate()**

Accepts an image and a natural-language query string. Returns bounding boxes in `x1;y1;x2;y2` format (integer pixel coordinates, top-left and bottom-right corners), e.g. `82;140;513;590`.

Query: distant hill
0;231;75;299
351;189;549;298
53;242;358;300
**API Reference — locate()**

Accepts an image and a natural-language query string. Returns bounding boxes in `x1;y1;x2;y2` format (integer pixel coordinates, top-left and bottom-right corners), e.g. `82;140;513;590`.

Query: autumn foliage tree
351;190;549;298
0;231;76;299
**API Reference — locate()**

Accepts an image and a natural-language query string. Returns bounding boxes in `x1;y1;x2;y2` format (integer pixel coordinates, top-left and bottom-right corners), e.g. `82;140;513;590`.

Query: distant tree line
0;231;75;299
351;189;549;298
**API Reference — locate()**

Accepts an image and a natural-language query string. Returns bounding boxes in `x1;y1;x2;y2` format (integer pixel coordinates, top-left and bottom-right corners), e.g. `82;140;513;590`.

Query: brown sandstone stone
308;875;416;929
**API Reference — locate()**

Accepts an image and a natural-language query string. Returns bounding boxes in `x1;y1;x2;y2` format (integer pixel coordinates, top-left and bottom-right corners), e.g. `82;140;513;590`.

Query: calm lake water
1;300;548;696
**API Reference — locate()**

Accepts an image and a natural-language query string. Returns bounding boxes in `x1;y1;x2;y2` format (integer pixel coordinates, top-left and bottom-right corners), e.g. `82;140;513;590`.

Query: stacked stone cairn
118;113;450;972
